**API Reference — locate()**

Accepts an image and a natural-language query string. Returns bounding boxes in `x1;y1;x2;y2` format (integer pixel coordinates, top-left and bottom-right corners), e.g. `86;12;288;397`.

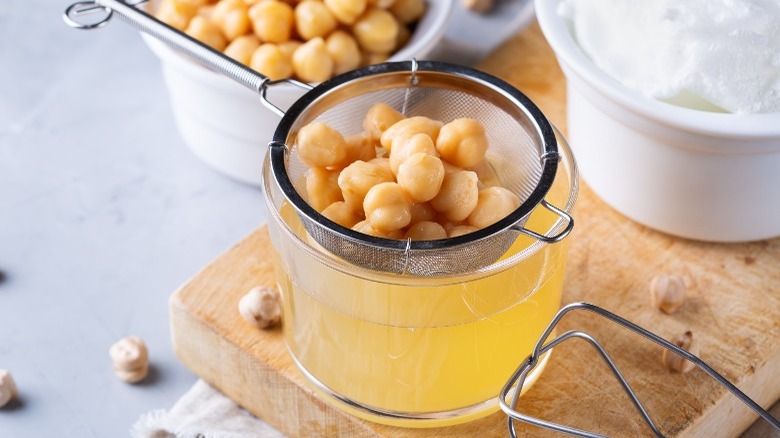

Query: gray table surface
1;1;777;437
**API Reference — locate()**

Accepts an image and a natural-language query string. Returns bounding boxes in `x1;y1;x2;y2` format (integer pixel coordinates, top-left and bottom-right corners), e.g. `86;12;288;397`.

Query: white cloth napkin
131;379;284;438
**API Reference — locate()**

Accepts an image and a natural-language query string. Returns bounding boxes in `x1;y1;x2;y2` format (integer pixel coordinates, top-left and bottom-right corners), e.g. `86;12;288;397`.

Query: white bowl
535;0;780;242
143;1;453;186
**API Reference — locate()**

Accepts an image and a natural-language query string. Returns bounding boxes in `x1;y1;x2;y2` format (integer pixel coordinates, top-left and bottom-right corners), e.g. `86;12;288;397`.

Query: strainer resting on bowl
64;0;574;276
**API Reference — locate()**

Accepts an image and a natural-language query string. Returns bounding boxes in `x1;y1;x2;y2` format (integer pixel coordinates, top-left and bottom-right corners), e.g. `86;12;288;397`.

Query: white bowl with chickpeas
144;0;453;185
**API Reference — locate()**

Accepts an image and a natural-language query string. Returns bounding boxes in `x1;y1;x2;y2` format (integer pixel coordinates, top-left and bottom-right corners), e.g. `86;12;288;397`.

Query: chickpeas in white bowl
144;0;453;185
535;0;780;242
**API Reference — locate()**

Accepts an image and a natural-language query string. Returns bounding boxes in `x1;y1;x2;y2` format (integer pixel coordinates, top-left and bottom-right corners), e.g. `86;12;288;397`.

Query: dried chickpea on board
154;0;427;82
298;103;522;241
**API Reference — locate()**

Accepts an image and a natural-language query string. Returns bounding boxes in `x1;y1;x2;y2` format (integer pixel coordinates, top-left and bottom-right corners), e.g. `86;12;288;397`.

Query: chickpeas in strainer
64;0;573;276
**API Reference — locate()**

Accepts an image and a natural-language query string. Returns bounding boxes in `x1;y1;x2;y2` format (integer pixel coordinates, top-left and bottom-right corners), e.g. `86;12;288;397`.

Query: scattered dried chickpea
324;0;367;25
306;167;343;211
295;0;338;41
389;0;425;24
380;116;443;151
109;336;149;383
185;16;227;51
650;274;686;314
238;286;281;329
250;43;294;81
248;0;294;43
363;103;405;141
292;37;334;83
326;31;362;76
436;118;489;168
338;160;395;212
0;369;18;407
363;182;412;231
467;186;521;228
224;34;261;64
404;221;447;240
353;8;399;54
297;121;347;168
431;169;479;222
397;152;445;203
322;201;363;228
211;0;251;41
662;330;699;374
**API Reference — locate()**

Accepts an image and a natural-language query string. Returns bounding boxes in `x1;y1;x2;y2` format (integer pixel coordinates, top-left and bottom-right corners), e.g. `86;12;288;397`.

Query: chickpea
212;0;251;41
156;0;197;30
409;202;437;224
389;133;437;175
352;220;403;239
305;167;343;211
250;43;294;81
404;221;447;240
361;51;389;67
363;182;412;232
396;153;445;203
322;201;363;228
430;169;479;222
296;121;347;168
172;0;206;15
353;8;398;54
325;31;362;75
467;186;521;228
363;103;404;141
249;0;294;43
196;4;215;20
395;20;411;49
338;160;394;212
389;0;425;24
436;118;489;169
368;0;396;8
380;116;443;151
368;156;392;174
185;16;227;51
224;34;261;65
295;0;337;41
292;37;334;83
447;224;478;238
324;0;367;25
277;40;302;60
341;131;377;166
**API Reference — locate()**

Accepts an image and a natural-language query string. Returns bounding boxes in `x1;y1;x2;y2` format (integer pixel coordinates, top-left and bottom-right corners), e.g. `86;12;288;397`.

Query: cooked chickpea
196;4;215;20
324;0;367;24
363;182;412;231
292;37;334;83
224;34;261;65
396;152;445;203
380;116;443;151
409;202;437;224
296;121;347;167
322;201;363;228
363;103;404;141
250;43;294;80
361;51;389;67
277;40;302;60
341;131;377;166
352;220;403;239
172;0;205;15
338;160;394;212
249;0;294;43
185;16;227;51
436;118;489;169
389;0;425;24
305;167;343;211
431;170;479;222
447;224;479;237
467;186;521;228
389;133;437;175
368;156;392;173
395;20;411;49
295;0;338;41
156;0;197;30
326;31;362;75
404;221;447;240
353;8;398;54
212;0;251;41
368;0;396;8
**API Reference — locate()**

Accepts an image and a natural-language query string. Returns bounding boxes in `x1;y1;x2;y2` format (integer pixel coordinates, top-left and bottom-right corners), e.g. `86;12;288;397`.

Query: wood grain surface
169;22;780;437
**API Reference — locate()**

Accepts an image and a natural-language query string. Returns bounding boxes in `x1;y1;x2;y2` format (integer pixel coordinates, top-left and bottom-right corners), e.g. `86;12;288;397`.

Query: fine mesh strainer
65;0;573;276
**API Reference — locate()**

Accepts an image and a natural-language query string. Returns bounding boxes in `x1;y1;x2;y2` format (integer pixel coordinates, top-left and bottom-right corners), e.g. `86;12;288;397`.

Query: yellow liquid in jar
270;201;568;426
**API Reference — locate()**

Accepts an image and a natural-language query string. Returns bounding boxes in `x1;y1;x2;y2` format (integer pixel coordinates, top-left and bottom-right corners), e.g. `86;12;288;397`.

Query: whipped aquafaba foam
558;0;780;114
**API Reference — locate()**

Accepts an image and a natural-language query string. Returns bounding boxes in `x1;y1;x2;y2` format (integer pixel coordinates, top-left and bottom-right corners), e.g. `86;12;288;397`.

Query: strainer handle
63;0;305;115
512;200;574;243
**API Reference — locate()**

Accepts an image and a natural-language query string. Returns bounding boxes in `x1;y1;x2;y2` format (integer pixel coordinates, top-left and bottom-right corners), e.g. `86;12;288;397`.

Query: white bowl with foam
535;0;780;242
143;1;454;186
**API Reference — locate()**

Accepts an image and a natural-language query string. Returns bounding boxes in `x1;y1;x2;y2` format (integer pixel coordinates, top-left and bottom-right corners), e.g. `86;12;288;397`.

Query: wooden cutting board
169;22;780;437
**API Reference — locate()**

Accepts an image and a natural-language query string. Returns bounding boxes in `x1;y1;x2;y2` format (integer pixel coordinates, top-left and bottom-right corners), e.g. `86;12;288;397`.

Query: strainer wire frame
268;61;564;273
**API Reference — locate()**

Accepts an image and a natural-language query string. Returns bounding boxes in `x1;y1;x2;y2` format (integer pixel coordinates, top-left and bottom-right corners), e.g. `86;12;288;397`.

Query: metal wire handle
62;0;312;115
500;302;780;437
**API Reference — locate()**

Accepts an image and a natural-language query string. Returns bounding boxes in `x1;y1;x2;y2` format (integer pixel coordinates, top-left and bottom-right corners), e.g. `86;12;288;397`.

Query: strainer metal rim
269;60;559;252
